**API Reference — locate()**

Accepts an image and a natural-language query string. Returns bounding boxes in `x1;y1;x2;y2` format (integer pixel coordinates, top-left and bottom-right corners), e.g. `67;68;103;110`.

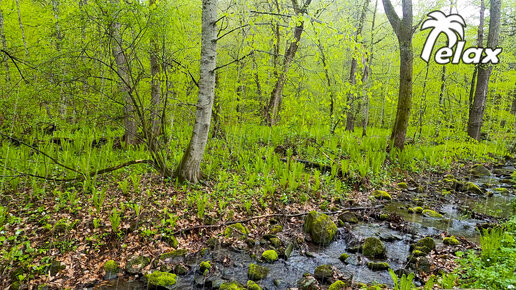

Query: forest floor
1;153;514;289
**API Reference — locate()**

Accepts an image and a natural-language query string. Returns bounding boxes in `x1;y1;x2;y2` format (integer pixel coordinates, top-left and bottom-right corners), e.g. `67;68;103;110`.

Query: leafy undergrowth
0;125;514;288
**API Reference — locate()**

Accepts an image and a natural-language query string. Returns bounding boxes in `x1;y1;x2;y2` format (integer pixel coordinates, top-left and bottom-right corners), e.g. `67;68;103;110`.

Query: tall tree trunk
0;1;10;84
52;0;67;118
176;0;218;183
467;0;501;140
265;0;312;126
15;0;28;57
383;0;413;150
149;0;161;136
417;62;430;138
110;1;137;145
362;0;378;137
468;0;485;112
345;0;370;132
316;38;334;133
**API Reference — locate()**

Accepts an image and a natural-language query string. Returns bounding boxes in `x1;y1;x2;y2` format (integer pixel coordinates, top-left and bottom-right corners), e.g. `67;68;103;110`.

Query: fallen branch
174;205;383;235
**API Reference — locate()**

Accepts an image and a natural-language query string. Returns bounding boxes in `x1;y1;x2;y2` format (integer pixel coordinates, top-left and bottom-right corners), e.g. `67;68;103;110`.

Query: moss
339;253;350;263
338;212;359;223
199;261;211;273
470;164;491;177
224;223;249;238
408;206;423;214
372;190;392;200
493;188;509;195
248;263;269;280
422;209;443;218
465;182;483;195
329;280;348;290
174;264;188;275
314;264;333;280
367;262;390;271
303;211;338;245
160;249;188;260
104;260;119;273
262;250;278;262
362;237;386;258
247;280;262;290
219;281;245;290
441;189;451;196
443;236;460;246
379;213;389;220
125;256;151;274
410;237;436;254
145;271;177;288
269;237;281;247
411;249;425;257
270;224;283;234
397;182;408;189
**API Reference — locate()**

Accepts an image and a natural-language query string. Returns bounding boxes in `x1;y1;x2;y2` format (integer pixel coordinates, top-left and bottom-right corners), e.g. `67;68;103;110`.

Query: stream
99;162;515;289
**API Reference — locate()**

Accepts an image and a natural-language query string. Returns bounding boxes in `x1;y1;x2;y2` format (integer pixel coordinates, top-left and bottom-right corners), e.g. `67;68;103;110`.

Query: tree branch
382;0;401;36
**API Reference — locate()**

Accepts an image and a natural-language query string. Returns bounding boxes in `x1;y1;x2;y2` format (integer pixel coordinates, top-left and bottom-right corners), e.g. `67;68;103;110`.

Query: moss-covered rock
443;236;460;246
262;250;278;262
372;190;392;200
397;182;408;189
247;280;262;290
199;261;211;274
269;237;281;247
338;212;359;224
269;224;283;234
339;253;350;263
224;223;249;239
465;182;483;195
411;249;426;257
125;256;151;274
314;264;333;280
362;237;386;258
493;188;509;195
303;211;338;245
328;280;348;290
410;237;435;255
367;262;390;271
422;209;443;218
248;263;269;281
160;249;188;260
103;260;119;280
408;207;423;214
219;281;245;290
470;164;491;177
145;271;177;289
174;264;188;275
297;275;320;290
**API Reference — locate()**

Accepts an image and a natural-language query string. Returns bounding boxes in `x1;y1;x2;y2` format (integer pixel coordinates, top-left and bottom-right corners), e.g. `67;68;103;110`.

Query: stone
174;264;188;275
297;275;320;290
414;256;431;272
199;261;211;274
262;250;278;262
269;237;281;247
410;237;436;255
338;212;359;224
224;223;249;239
372;190;392;200
362;237;386;258
443;236;460;246
313;264;333;280
367;262;390;271
247;280;262;290
408;207;423;214
284;243;294;259
339;253;350;263
465;182;483;195
270;224;283;234
219;281;245;290
160;249;188;261
125;256;150;274
145;271;177;289
422;209;443;218
329;280;348;290
103;260;119;280
493;188;509;195
303;211;338;245
470;164;491;177
248;263;269;281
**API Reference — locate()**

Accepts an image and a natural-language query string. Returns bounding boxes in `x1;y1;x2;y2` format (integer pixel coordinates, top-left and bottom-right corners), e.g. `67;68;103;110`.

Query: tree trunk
0;1;10;84
467;0;501;140
176;0;218;183
265;0;312;126
361;0;378;137
345;0;370;132
468;0;485;112
15;0;28;57
52;0;67;118
110;1;137;145
149;0;161;137
316;38;334;132
383;0;413;150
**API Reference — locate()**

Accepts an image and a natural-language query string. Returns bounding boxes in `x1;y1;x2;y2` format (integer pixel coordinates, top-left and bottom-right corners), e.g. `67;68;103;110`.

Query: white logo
420;11;502;64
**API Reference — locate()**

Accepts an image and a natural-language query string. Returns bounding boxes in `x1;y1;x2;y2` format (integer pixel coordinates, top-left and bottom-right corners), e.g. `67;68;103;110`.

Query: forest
0;0;515;289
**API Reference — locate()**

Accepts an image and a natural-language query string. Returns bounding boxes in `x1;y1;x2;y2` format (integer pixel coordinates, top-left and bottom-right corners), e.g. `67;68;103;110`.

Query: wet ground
99;162;515;289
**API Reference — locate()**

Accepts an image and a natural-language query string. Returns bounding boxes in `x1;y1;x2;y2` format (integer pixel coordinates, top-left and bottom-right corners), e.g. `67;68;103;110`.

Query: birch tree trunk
265;0;312;126
383;0;413;150
15;0;29;57
176;0;218;183
110;0;137;145
467;0;501;140
149;0;161;136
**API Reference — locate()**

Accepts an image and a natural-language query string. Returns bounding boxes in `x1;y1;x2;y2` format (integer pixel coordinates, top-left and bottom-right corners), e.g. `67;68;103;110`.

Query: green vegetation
262;250;279;262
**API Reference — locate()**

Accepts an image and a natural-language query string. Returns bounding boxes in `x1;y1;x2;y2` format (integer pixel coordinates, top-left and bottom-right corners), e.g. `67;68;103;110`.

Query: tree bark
52;0;67;118
15;0;28;57
361;0;378;137
149;0;161;136
467;0;501;140
0;1;10;84
265;0;312;126
110;0;137;145
468;0;485;113
383;0;413;150
176;0;218;183
345;0;370;132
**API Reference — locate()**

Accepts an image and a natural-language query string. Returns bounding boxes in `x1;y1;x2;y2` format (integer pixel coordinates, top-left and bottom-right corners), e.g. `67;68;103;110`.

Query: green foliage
109;208;121;233
388;268;415;290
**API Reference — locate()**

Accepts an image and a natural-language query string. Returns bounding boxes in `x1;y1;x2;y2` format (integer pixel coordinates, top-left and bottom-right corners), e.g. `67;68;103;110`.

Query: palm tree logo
420;11;466;62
